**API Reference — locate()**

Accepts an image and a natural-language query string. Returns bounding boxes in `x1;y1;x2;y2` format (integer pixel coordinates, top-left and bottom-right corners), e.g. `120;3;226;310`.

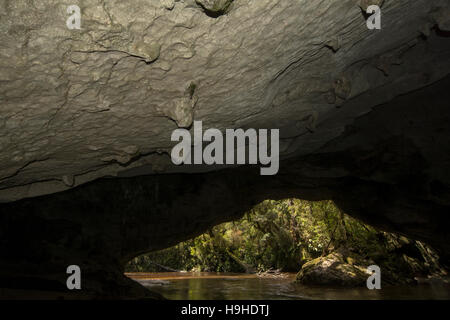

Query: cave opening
124;198;449;300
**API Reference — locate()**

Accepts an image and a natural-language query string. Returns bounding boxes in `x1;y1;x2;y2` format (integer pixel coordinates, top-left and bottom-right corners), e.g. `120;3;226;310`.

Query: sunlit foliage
126;199;443;278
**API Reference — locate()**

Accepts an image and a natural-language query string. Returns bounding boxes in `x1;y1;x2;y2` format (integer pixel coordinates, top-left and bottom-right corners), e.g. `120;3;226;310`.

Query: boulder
296;253;369;287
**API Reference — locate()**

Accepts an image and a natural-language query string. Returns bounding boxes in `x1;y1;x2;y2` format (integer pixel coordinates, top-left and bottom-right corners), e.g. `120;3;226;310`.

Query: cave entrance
124;199;448;300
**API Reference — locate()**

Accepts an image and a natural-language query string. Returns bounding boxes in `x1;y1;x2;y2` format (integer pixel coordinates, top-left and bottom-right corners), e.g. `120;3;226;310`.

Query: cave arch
1;76;450;298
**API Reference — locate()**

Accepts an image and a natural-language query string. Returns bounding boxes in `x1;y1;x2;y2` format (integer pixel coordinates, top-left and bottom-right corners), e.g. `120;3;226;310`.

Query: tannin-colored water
126;272;450;300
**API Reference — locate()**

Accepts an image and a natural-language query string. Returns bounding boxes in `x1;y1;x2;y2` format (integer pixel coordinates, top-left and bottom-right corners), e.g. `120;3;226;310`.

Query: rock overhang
1;0;450;202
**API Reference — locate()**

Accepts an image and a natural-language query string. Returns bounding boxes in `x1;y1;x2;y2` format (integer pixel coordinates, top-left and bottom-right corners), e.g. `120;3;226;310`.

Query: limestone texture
0;0;449;202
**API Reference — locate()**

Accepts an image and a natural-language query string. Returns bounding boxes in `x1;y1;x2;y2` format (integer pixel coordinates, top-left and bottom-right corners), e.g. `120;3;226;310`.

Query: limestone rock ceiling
1;0;450;202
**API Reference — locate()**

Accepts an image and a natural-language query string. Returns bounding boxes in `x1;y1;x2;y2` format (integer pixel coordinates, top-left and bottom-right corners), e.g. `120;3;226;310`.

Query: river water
126;272;450;300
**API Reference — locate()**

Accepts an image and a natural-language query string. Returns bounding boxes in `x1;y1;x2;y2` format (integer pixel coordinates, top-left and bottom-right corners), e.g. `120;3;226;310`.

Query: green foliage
125;199;444;278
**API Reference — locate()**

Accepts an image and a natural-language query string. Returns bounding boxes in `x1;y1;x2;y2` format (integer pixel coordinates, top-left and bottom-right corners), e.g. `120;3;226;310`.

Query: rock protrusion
195;0;234;17
333;75;352;101
129;42;161;64
166;96;198;128
358;0;385;11
62;175;75;187
432;8;450;32
161;0;175;10
296;252;369;287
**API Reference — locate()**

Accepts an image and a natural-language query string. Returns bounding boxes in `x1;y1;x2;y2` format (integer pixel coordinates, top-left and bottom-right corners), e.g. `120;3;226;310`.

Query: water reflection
126;272;450;300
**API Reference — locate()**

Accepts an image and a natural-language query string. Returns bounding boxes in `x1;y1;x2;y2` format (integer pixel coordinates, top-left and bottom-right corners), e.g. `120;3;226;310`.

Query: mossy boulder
296;252;369;287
